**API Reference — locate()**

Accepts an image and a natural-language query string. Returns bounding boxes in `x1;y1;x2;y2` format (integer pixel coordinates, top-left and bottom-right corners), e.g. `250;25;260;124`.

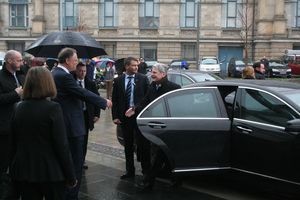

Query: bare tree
238;0;255;64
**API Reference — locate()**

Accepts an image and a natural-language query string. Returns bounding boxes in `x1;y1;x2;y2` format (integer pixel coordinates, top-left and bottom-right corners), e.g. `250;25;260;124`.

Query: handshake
106;99;113;109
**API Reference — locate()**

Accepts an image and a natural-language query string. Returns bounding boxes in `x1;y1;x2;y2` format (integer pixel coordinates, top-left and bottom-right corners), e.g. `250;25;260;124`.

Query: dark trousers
0;135;10;174
66;136;85;200
135;129;151;174
15;181;65;200
121;117;136;174
121;117;151;174
83;111;89;163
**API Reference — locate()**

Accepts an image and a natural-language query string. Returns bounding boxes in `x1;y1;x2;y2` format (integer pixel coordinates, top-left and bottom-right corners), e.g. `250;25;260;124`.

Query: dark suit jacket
52;67;107;137
112;73;149;122
73;74;101;131
0;66;25;135
10;99;76;182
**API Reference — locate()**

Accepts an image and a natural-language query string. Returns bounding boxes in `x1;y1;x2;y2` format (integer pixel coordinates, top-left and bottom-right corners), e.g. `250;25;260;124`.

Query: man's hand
125;107;135;118
15;86;23;96
106;99;112;109
113;118;122;125
93;117;99;123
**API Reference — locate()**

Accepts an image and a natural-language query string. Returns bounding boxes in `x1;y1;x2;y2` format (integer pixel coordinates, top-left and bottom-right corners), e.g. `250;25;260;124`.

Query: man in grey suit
52;47;112;200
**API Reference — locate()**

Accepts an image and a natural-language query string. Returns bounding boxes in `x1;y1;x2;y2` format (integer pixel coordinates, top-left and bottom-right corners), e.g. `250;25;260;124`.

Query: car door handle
148;122;166;129
236;126;253;134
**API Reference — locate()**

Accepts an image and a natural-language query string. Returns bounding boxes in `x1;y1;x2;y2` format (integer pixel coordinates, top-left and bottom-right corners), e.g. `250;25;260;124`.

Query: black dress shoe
137;181;154;191
83;164;88;170
120;173;135;179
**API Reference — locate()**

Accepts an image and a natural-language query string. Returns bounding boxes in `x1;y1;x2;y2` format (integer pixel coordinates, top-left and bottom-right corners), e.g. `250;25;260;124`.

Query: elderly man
0;50;24;177
52;47;112;200
126;63;181;190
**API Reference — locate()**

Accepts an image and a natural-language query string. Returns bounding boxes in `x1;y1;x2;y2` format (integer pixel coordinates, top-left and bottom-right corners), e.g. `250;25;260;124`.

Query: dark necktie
126;76;133;108
78;80;86;110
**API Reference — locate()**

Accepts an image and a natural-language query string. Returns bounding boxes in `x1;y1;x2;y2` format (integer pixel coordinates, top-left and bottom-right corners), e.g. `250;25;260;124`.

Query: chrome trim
139;117;229;120
137;87;218;119
239;86;300;116
232;167;300;186
174;167;231;173
234;118;285;130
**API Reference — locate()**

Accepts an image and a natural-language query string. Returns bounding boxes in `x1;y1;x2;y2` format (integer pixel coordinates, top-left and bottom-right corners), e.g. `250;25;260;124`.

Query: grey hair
152;63;168;74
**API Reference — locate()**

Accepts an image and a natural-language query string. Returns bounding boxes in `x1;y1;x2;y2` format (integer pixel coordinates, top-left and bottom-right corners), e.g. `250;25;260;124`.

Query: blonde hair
242;66;255;79
23;67;57;100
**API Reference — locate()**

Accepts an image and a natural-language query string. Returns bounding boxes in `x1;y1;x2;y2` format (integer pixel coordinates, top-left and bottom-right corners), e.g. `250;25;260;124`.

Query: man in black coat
74;62;101;169
253;61;266;80
112;57;150;179
126;63;181;190
0;50;24;177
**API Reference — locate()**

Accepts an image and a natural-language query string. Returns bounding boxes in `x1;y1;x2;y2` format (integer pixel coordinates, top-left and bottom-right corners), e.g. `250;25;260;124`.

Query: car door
231;87;300;184
137;87;231;172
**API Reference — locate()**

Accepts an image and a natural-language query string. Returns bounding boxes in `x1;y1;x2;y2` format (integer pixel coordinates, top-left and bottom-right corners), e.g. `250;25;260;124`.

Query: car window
201;58;218;64
140;99;167;118
166;89;219;117
240;89;297;127
172;74;193;86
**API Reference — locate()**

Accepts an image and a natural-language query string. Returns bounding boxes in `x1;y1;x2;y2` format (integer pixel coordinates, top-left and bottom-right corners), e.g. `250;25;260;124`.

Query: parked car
0;51;5;70
199;56;221;75
169;59;189;70
267;59;291;78
136;80;300;192
116;70;222;145
227;58;246;77
145;60;158;72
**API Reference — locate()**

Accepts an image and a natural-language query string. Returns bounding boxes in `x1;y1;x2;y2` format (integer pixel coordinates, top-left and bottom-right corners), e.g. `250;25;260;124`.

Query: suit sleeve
89;80;101;117
62;73;107;110
111;77;120;120
50;104;76;182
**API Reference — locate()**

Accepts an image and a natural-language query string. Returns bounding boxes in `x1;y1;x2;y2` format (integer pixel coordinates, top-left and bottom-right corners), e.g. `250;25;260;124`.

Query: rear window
201;58;218;64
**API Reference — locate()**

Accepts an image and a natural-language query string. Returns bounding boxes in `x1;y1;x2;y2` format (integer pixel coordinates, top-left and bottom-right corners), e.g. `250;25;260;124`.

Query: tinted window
240;89;297;127
167;89;219;117
171;74;193;86
140;98;167;118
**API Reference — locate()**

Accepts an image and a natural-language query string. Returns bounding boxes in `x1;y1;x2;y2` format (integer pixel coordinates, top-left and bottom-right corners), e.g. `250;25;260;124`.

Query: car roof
185;79;300;91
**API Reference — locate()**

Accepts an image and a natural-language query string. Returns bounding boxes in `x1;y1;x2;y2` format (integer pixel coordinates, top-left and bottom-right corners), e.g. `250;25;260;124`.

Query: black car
227;58;246;77
267;59;292;78
136;80;300;191
116;70;222;145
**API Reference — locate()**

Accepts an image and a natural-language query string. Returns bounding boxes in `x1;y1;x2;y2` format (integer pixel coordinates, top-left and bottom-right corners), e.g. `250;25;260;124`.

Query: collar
125;73;135;79
57;64;70;74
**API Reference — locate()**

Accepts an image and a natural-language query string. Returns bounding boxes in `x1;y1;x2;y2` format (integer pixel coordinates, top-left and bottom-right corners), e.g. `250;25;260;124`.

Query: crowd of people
0;48;271;199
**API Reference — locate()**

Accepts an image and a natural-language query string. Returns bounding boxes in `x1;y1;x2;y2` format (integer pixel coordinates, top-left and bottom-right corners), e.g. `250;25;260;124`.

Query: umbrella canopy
95;58;115;69
25;31;107;58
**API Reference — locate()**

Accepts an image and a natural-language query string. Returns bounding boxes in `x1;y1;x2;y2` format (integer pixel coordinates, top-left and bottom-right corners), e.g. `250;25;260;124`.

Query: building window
296;0;300;27
222;0;242;28
99;0;118;27
7;41;25;54
63;0;77;28
182;43;196;61
9;0;28;27
139;0;159;29
140;43;157;61
180;0;198;28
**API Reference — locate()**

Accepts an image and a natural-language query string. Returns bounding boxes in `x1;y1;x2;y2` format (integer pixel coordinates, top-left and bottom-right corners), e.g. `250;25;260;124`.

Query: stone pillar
273;0;287;37
256;0;274;38
32;0;45;35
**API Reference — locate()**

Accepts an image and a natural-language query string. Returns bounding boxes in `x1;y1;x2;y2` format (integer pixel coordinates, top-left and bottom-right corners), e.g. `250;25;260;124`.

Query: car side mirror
285;119;300;136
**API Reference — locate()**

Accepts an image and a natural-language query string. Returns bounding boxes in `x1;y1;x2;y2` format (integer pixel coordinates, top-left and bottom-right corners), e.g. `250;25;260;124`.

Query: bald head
4;50;23;73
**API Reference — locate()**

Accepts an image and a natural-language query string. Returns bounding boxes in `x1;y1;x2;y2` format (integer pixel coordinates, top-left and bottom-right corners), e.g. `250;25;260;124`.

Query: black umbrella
25;31;107;58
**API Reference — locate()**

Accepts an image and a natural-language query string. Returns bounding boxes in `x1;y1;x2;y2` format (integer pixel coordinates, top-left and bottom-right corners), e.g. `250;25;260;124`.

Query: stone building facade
0;0;300;72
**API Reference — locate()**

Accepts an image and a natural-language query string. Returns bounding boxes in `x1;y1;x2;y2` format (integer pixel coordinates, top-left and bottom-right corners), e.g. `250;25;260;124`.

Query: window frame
180;0;198;28
9;0;28;27
63;0;76;28
139;0;159;29
99;0;118;27
181;43;196;61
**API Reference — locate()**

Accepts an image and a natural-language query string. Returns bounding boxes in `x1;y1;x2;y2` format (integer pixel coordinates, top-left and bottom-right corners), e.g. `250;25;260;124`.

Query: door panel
137;88;231;170
232;88;300;184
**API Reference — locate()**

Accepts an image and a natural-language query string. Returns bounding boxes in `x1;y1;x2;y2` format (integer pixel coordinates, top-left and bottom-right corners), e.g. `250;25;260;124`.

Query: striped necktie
126;76;133;108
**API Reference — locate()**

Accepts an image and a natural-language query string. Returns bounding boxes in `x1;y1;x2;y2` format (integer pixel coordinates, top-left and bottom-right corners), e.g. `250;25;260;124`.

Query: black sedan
136;80;300;191
267;59;292;78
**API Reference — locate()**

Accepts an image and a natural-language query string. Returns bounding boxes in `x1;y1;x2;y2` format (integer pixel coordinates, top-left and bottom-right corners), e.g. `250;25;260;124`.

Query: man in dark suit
126;63;181;190
74;62;101;169
0;50;24;180
52;48;112;200
112;57;150;179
